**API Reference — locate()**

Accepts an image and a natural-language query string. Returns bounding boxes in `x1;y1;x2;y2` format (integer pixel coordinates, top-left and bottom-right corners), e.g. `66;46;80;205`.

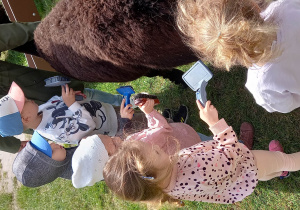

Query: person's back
126;109;201;155
245;0;300;113
13;139;76;187
14;131;111;188
36;94;118;144
176;0;300;113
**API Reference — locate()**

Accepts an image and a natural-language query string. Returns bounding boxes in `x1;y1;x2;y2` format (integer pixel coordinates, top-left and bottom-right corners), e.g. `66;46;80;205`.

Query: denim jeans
197;132;244;144
83;88;123;106
197;133;212;142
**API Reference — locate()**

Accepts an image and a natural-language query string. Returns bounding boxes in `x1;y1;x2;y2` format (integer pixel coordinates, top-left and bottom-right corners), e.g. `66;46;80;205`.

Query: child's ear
21;115;29;124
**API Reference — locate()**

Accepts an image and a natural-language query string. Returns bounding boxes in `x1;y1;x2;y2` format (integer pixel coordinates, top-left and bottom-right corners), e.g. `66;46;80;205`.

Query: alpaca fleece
34;0;198;82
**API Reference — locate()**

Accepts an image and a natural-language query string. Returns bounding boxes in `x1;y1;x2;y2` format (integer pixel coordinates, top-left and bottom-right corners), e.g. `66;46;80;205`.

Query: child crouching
0;81;147;144
103;100;300;205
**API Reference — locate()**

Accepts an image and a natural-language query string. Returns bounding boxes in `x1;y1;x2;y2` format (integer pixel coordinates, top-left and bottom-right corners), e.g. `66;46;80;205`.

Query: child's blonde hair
103;141;181;206
176;0;280;70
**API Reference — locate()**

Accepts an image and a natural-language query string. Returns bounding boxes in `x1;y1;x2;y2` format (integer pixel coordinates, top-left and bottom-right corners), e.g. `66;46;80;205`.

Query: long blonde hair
176;0;280;70
103;141;181;206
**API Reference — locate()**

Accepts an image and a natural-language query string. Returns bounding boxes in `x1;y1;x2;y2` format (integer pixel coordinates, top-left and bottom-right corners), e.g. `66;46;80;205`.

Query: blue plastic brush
116;86;135;106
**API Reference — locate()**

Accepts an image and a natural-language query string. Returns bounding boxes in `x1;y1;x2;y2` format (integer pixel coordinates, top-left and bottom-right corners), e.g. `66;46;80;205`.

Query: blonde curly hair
176;0;280;70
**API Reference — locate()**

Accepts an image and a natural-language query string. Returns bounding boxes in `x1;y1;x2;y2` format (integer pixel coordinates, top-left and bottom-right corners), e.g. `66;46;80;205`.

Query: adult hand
62;84;76;107
120;99;134;119
139;99;154;115
196;100;219;127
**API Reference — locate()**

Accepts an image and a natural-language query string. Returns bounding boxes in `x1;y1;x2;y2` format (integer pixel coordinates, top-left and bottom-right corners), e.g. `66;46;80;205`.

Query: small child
122;99;203;155
13;102;129;188
176;0;300;113
103;100;300;205
27;131;120;188
0;81;146;144
13;98;213;188
13;134;76;188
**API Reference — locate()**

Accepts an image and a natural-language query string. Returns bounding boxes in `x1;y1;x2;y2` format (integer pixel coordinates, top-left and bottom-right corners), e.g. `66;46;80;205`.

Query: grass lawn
2;0;300;209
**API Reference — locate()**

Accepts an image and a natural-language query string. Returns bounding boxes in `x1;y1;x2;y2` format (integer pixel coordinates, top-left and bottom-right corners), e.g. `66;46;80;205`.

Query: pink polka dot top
164;119;258;204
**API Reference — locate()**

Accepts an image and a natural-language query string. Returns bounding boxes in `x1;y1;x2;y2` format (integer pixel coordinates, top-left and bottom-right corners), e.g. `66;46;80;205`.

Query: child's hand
18;141;28;152
62;84;76;107
139;99;154;114
197;100;219;127
74;91;87;99
120;99;134;119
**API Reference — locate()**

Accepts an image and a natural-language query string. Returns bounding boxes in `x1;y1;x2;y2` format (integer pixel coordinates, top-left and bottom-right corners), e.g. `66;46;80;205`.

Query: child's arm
196;100;219;127
197;100;238;146
139;99;171;129
61;84;84;107
117;99;134;136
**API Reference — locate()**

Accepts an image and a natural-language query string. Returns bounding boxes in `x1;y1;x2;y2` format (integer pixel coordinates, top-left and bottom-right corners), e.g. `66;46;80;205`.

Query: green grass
6;0;300;209
33;0;59;17
1;50;28;66
0;193;13;210
17;179;147;210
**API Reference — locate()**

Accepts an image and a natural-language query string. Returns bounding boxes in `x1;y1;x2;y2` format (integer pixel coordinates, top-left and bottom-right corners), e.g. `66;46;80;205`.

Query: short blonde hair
176;0;279;70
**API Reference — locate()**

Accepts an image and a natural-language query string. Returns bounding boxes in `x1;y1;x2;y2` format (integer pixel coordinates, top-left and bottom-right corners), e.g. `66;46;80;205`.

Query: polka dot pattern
166;119;258;204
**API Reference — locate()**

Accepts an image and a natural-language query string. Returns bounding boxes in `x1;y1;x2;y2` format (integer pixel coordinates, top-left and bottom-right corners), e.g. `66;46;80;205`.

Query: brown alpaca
34;0;198;84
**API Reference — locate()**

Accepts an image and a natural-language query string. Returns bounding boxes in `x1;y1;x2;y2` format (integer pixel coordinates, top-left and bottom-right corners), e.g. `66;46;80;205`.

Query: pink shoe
269;140;284;152
269;140;289;179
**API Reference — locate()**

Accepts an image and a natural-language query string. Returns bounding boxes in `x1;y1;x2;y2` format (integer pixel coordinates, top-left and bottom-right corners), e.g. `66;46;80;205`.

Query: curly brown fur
34;0;197;83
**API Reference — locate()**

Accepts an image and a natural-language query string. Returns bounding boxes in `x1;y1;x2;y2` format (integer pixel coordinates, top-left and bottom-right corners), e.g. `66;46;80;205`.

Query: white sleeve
38;95;62;112
261;90;297;113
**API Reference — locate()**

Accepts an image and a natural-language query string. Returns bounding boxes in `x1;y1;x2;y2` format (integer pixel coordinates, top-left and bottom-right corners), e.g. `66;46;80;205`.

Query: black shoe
162;108;172;119
173;105;188;123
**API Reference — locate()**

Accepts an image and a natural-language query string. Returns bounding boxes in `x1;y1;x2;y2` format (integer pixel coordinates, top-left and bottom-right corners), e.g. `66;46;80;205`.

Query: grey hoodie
13;142;77;187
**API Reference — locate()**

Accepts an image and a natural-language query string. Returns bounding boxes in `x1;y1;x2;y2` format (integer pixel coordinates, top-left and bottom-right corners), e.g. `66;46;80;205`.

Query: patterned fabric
165;119;258;204
36;96;118;144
